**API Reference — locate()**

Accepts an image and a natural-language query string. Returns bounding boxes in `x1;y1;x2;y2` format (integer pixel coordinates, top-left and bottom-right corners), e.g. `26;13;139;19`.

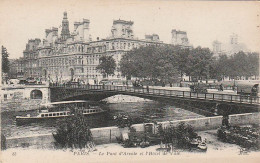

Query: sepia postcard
0;0;260;162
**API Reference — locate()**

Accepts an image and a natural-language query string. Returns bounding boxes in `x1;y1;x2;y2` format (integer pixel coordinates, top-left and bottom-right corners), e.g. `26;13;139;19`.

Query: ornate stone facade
23;12;191;83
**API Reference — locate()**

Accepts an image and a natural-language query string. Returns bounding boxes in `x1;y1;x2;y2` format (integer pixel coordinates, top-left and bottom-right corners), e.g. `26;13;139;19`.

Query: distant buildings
18;12;191;83
212;33;248;56
9;58;25;79
23;39;41;78
144;34;160;42
212;40;222;55
171;29;190;46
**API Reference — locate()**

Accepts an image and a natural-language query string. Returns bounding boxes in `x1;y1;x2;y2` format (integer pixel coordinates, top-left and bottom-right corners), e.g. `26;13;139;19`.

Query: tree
120;45;179;83
157;122;198;150
208;57;219;80
1;133;7;150
96;56;116;78
247;52;259;78
174;47;190;80
154;45;179;83
119;48;139;79
232;51;249;79
114;113;133;128
216;54;230;80
186;47;213;81
2;46;10;74
53;114;94;149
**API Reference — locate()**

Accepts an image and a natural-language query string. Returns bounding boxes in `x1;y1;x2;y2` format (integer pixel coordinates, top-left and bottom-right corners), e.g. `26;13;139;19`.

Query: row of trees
210;52;259;80
98;45;258;82
119;45;215;82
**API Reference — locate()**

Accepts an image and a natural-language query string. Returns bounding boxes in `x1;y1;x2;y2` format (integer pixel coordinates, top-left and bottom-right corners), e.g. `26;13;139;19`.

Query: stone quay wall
5;112;260;149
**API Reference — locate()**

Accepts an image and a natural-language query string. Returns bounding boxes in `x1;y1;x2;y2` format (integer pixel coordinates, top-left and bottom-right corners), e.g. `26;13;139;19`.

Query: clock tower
61;11;70;41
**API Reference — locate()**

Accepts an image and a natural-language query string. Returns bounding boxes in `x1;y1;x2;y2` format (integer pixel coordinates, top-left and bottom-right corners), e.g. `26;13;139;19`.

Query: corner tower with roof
171;29;189;46
110;20;134;38
72;19;90;42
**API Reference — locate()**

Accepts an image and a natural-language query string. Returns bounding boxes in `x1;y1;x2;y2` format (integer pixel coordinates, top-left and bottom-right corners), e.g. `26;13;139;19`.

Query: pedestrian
219;84;223;91
222;115;229;127
162;82;165;87
146;85;149;93
232;84;236;91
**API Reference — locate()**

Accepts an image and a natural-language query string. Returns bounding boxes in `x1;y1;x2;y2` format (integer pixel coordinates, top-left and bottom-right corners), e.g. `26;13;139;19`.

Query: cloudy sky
0;0;259;58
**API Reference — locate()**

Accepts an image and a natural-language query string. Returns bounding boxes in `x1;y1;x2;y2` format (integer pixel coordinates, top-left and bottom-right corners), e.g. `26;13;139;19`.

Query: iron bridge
49;83;260;108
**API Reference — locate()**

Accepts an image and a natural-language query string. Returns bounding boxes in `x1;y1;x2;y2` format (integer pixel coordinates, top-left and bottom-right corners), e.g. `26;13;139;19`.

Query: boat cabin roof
41;100;88;106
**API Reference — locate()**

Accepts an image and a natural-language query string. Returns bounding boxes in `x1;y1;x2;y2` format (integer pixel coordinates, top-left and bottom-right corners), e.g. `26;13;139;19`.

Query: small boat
197;142;207;151
16;100;105;125
190;138;200;147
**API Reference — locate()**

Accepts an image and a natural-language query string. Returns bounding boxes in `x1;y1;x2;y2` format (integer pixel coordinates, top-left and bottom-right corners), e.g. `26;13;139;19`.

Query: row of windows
40;58;80;66
40;109;98;117
36;38;163;58
41;112;68;117
77;109;98;114
40;54;103;66
39;67;99;74
39;41;156;57
24;53;38;59
87;46;106;53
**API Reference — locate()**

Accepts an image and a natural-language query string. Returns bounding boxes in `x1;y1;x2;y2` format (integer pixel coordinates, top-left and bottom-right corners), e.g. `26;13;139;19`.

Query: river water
1;95;204;138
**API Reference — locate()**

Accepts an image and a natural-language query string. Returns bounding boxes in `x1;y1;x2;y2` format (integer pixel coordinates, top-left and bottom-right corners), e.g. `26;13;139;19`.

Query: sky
0;0;259;59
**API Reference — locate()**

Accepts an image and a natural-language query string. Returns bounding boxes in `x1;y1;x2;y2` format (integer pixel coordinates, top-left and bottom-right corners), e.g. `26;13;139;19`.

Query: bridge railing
49;83;259;105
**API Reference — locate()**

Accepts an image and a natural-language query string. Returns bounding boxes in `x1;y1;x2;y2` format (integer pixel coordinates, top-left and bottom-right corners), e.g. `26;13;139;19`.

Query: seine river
1;95;203;138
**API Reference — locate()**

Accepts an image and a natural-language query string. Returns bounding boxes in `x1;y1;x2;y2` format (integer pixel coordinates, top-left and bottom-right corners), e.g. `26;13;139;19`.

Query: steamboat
15;100;105;125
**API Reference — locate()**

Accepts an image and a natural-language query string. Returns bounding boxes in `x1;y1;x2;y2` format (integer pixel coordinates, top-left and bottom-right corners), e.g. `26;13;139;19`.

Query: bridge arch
30;89;43;99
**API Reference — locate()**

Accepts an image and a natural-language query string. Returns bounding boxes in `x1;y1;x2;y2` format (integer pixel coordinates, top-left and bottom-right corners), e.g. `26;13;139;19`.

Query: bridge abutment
24;85;51;104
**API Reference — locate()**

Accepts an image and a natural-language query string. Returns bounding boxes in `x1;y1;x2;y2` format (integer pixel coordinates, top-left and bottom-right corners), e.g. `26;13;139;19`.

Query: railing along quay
50;83;260;105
